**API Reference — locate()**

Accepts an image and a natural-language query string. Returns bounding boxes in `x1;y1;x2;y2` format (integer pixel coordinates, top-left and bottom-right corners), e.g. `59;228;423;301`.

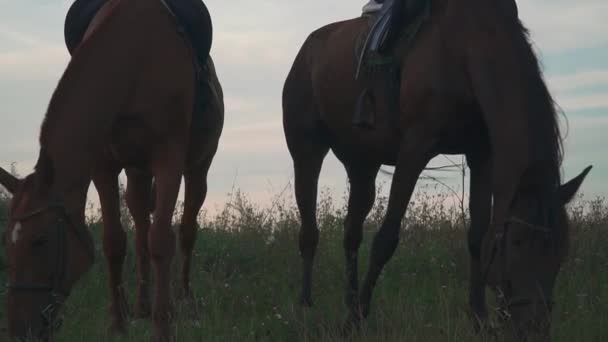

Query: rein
482;216;551;280
5;200;95;333
481;216;553;309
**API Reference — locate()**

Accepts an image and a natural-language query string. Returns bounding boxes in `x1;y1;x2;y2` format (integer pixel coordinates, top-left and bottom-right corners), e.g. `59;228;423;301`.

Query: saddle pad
356;0;431;78
362;0;384;14
64;0;212;66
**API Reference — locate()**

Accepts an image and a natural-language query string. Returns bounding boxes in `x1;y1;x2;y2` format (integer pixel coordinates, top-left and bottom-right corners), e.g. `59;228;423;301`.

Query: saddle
353;0;431;129
64;0;212;71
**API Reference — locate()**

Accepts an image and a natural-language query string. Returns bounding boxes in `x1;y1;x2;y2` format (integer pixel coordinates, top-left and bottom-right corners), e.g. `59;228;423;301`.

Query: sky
0;0;606;214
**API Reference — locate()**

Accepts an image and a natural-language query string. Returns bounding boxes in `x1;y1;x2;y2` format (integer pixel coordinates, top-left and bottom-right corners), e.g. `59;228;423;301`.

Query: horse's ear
497;0;519;19
0;166;20;194
557;166;592;205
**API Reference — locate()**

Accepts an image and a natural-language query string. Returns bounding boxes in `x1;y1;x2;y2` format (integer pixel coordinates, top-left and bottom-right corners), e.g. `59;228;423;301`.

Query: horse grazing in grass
283;0;591;339
0;0;222;340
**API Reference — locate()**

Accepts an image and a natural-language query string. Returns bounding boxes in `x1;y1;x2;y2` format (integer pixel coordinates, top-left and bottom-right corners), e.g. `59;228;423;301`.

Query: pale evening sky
0;0;606;214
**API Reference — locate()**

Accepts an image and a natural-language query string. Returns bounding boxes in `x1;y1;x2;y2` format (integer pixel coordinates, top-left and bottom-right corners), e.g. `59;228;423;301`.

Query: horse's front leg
343;163;380;314
354;127;435;327
465;154;492;332
149;148;183;342
125;169;153;319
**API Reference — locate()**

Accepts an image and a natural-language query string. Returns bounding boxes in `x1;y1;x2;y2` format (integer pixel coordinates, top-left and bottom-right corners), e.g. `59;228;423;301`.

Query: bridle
482;216;555;311
5;200;95;334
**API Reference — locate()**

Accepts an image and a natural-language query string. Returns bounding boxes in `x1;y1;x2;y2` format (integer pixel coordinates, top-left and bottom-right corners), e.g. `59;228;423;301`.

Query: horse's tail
282;32;318;126
282;26;334;115
283;33;316;99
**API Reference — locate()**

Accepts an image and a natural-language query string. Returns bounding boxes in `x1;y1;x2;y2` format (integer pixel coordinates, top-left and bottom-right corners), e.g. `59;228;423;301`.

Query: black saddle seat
64;0;213;66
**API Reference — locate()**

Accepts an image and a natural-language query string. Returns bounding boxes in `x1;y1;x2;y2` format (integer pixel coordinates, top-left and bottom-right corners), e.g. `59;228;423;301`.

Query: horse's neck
518;163;560;198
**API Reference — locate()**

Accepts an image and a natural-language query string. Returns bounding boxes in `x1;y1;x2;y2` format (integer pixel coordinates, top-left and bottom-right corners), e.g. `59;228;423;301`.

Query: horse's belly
326;124;401;166
105;117;161;167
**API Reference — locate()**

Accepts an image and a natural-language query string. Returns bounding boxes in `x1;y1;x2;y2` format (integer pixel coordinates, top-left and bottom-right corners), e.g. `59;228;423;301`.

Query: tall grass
0;183;607;341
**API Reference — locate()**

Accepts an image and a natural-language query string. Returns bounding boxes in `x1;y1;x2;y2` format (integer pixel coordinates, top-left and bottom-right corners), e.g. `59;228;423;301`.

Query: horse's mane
505;16;570;254
508;18;564;193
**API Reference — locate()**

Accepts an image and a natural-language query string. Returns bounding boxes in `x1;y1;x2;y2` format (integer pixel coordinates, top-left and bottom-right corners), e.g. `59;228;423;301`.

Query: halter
482;216;554;311
5;200;95;334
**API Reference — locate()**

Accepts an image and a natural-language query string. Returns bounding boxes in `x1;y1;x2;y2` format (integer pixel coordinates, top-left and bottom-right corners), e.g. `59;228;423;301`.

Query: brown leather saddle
353;0;431;129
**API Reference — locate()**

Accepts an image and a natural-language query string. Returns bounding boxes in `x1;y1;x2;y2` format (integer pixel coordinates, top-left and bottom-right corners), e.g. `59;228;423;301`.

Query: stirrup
353;88;376;129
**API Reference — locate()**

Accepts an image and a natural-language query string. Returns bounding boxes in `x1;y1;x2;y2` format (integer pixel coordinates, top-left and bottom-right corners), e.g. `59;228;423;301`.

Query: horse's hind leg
179;157;214;301
125;168;153;318
93;165;129;335
466;154;492;331
149;148;184;341
285;121;329;306
283;47;330;306
293;147;329;306
343;163;380;312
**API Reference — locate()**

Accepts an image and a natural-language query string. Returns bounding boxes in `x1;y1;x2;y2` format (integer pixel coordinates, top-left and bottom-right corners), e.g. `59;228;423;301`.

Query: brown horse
0;0;222;340
283;0;591;338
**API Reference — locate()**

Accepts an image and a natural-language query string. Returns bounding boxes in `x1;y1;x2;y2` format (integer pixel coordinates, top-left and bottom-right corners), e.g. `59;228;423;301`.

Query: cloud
544;69;608;112
558;93;608;112
547;70;608;92
0;27;69;80
1;0;607;207
518;0;608;52
0;47;68;80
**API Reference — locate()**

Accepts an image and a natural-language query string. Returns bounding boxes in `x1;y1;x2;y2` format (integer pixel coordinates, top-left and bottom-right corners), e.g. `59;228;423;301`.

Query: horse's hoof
341;313;362;337
178;287;194;300
108;320;127;337
135;302;152;319
178;290;198;309
299;295;313;307
472;314;489;334
473;319;499;338
151;337;171;342
179;296;200;321
151;330;172;342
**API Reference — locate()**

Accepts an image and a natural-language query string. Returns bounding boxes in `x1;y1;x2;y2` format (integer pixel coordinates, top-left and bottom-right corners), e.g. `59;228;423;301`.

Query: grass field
1;187;607;341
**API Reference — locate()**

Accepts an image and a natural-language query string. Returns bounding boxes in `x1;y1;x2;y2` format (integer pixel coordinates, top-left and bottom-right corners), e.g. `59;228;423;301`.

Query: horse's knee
299;226;319;257
149;228;176;261
343;227;363;254
370;227;399;264
467;226;484;260
179;224;197;252
103;228;127;260
467;224;485;260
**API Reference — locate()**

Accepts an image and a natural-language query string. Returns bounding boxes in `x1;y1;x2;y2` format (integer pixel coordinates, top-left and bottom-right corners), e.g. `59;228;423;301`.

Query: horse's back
285;17;374;122
66;0;212;66
284;17;368;107
302;17;367;74
283;16;403;163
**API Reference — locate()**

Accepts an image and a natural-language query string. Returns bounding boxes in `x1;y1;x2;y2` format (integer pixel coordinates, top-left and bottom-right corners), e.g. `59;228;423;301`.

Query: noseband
482;216;552;282
481;216;555;312
5;201;95;332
